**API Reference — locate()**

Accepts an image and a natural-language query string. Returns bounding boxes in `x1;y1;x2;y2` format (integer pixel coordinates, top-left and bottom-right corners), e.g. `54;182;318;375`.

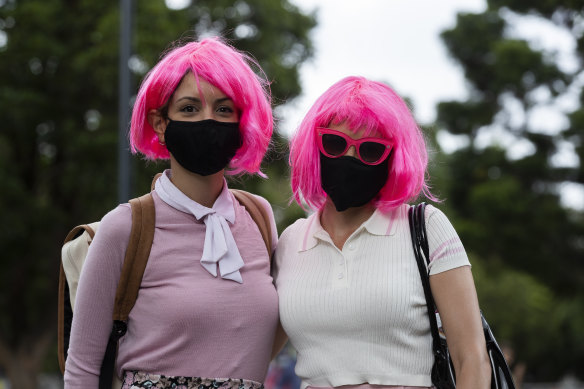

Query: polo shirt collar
363;205;403;236
298;205;403;252
297;211;324;252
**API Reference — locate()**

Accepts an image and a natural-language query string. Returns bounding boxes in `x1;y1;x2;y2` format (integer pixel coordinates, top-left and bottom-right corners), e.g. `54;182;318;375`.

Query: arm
424;206;491;389
252;194;289;359
430;267;491;389
64;205;132;388
270;321;288;359
268;219;289;360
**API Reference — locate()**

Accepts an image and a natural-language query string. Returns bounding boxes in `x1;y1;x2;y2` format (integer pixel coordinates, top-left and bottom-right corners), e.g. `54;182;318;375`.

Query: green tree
0;1;314;387
434;0;584;380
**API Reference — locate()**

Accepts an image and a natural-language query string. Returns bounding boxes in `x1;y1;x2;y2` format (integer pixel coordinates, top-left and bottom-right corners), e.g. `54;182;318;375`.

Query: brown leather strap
58;223;97;374
151;172;163;191
230;189;272;256
113;193;156;321
63;224;96;243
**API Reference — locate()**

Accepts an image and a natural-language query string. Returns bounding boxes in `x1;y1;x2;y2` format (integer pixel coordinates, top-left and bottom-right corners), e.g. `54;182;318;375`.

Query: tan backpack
58;177;272;388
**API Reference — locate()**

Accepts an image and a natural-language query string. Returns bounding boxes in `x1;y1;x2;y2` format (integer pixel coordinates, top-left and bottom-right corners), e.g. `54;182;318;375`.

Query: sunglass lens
359;142;387;163
322;134;347;157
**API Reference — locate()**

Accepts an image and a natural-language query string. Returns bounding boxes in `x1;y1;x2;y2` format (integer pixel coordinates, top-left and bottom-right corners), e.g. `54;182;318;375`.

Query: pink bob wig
290;76;435;212
130;37;273;175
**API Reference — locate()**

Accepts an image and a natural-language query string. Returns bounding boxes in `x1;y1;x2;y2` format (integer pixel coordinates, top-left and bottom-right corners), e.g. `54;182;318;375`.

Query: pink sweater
64;190;279;388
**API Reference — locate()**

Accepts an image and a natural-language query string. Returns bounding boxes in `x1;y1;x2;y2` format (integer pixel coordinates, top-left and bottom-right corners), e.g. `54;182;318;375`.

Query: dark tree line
433;0;584;381
0;1;313;387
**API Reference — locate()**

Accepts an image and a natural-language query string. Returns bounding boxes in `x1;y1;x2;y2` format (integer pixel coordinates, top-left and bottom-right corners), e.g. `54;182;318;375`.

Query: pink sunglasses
317;127;393;165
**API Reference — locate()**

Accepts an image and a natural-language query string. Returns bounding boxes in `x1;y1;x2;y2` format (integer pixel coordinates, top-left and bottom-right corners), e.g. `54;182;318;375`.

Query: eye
321;133;347;156
359;141;387;163
180;105;197;113
216;106;234;114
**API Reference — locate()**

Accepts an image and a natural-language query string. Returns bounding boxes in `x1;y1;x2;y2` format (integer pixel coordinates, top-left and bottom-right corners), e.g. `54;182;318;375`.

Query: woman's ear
148;109;167;143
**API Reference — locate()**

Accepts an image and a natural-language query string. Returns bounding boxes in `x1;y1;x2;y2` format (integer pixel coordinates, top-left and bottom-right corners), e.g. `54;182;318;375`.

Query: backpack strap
113;193;156;322
64;224;97;242
230;189;272;256
151;172;162;191
100;193;155;389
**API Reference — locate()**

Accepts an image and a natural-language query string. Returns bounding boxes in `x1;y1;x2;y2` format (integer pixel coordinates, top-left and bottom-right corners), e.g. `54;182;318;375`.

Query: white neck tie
154;170;244;283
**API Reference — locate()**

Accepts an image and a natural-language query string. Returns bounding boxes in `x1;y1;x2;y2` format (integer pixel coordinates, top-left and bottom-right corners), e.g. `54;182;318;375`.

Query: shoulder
248;192;279;252
276;214;312;254
251;192;272;212
424;204;457;232
424;203;442;220
94;203;133;245
80;202;134;275
229;189;279;252
249;192;276;223
272;216;309;276
281;214;311;239
230;189;273;215
422;204;470;274
101;202;132;229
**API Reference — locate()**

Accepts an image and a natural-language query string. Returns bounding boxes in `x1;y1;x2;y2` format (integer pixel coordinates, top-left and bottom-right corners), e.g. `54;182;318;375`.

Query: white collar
298;205;404;252
154;170;244;283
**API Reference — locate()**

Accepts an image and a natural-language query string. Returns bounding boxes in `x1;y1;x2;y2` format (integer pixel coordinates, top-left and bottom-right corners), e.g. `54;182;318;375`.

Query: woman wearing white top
273;76;491;389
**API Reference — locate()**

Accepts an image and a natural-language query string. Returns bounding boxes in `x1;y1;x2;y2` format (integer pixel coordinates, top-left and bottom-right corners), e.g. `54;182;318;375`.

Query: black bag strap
100;193;156;389
409;203;517;389
408;203;444;356
484;315;517;389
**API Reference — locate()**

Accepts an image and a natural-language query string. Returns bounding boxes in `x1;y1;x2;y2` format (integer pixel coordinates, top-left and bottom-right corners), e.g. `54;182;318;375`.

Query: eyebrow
215;97;233;104
175;96;234;105
175;96;201;104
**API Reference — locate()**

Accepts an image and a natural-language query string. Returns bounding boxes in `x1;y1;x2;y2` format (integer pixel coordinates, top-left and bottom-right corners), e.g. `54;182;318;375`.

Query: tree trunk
0;328;54;389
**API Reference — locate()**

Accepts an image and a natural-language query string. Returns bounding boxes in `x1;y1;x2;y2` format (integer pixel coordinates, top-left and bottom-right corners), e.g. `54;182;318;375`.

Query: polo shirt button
337;273;344;279
348;244;355;250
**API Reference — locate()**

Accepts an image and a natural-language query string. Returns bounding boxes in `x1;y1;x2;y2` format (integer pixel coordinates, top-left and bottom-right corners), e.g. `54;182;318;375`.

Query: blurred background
0;0;583;388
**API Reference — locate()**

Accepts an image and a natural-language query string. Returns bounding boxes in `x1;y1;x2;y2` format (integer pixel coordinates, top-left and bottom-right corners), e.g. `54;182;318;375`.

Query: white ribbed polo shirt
273;204;470;389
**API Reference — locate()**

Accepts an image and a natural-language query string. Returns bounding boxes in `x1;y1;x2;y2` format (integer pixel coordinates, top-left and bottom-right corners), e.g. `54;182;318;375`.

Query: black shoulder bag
408;203;516;389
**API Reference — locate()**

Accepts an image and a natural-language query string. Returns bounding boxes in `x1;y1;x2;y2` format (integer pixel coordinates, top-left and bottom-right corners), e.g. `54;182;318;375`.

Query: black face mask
164;119;242;176
320;153;389;212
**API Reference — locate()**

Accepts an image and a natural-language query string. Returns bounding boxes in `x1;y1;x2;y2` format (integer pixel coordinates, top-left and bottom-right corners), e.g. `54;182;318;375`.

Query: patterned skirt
121;371;265;389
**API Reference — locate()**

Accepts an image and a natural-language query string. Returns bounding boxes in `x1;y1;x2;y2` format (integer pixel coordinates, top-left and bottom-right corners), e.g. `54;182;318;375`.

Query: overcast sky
278;0;486;134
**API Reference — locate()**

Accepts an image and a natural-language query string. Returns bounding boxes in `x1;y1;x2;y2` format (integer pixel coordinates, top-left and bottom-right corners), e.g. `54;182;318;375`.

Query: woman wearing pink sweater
64;38;279;389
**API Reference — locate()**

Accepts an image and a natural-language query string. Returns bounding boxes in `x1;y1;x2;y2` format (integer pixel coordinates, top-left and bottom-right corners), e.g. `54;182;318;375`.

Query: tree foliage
0;0;314;386
434;0;584;380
